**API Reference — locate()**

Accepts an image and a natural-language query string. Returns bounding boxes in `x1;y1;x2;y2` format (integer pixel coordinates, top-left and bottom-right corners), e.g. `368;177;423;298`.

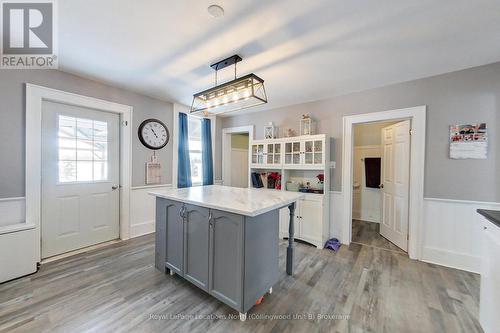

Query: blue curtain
177;113;192;188
201;118;214;185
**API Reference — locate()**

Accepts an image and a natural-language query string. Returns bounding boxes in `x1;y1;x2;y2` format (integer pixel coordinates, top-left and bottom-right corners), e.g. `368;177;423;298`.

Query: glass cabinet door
258;144;264;164
304;140;314;164
252;144;265;165
267;143;274;164
284;142;293;165
313;140;323;165
251;145;258;164
273;143;281;164
292;141;301;164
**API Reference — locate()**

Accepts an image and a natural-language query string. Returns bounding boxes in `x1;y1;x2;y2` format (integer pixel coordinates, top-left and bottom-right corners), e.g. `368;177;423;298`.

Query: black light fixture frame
190;54;267;115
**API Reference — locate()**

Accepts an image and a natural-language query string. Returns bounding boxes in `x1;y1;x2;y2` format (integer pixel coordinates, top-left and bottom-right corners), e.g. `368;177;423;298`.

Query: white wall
352;146;382;223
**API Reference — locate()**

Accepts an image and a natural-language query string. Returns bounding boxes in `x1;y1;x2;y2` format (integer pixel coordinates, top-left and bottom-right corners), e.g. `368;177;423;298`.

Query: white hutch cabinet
249;134;330;248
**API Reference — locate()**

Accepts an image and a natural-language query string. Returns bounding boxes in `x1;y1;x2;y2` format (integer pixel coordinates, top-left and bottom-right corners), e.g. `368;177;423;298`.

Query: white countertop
149;185;304;217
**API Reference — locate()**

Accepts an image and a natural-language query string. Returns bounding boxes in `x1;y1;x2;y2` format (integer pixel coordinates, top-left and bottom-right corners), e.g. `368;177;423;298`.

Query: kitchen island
149;185;304;321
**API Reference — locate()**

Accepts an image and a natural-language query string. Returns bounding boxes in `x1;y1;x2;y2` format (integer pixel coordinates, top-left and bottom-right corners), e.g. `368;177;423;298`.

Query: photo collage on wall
449;123;488;159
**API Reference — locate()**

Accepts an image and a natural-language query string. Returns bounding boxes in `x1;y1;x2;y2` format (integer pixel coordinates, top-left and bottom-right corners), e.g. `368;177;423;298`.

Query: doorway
341;106;426;260
351;120;409;253
41;101;120;258
26;84;133;264
222;126;254;188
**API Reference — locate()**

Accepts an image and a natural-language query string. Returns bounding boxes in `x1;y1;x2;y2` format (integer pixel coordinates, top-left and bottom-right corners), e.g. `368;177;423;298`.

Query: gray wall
0;70;173;198
222;62;500;202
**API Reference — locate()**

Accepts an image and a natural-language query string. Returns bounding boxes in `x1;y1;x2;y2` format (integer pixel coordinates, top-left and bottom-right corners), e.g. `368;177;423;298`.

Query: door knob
112;185;119;190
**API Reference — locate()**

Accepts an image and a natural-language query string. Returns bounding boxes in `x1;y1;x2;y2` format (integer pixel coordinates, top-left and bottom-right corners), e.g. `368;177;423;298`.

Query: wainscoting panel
130;185;171;238
329;191;344;240
422;198;500;273
329;191;498;273
0;197;37;283
0;197;25;228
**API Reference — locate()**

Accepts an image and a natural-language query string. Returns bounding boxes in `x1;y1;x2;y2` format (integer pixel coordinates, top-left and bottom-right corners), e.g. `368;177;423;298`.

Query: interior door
41;101;120;258
380;120;410;251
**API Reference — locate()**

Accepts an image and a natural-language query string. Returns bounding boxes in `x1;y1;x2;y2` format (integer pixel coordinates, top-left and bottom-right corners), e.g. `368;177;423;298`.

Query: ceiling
59;0;500;115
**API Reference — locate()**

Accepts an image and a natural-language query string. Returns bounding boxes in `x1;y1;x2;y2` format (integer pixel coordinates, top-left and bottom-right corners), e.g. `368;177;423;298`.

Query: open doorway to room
351;120;409;253
342;106;426;260
222;126;254;188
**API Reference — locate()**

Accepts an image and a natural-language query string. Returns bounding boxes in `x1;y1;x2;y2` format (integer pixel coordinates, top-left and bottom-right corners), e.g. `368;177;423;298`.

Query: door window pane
93;162;107;181
58;115;109;183
76;161;93;181
58;161;76;182
77;140;94;160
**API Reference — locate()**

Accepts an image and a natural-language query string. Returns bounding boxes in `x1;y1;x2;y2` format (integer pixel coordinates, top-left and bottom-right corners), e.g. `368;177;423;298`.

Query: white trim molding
0;196;25;228
221;125;254;187
25;84;133;262
341;106;427;260
130;184;171;237
421;197;500;273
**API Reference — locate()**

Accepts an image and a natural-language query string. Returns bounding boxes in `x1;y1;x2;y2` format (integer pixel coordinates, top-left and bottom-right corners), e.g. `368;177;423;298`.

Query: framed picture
449;123;487;159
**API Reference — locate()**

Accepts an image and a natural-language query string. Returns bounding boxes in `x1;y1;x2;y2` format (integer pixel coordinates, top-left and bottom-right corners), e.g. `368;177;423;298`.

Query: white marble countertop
149;185;304;217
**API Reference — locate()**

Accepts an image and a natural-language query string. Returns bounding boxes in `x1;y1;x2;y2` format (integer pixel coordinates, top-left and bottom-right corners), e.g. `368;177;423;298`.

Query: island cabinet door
208;210;244;311
184;204;210;291
165;201;185;275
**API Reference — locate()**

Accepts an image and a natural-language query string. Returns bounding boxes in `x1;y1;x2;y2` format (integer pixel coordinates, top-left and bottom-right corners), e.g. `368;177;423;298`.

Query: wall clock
138;119;169;150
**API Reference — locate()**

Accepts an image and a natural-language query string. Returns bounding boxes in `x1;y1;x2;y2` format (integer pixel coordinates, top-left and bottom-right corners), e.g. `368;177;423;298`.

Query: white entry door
41;101;120;258
380;120;411;251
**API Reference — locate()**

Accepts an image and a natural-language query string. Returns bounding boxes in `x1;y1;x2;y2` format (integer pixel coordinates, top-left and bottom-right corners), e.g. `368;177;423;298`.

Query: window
188;115;203;185
58;115;108;183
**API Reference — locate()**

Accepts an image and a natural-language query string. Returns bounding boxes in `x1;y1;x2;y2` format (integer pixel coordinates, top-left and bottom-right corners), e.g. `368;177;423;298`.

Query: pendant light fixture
191;55;267;116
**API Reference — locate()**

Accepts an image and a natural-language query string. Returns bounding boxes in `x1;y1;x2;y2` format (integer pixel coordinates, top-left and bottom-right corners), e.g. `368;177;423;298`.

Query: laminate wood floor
352;219;406;254
0;234;482;333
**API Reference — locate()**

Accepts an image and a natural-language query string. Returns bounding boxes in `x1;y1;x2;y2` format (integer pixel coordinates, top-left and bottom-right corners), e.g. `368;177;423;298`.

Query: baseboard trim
421;246;480;274
130;220;155;238
41;239;122;264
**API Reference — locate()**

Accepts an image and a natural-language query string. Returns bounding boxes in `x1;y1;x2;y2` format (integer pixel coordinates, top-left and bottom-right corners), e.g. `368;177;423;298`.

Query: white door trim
25;83;133;262
221;125;254;187
341;105;426;260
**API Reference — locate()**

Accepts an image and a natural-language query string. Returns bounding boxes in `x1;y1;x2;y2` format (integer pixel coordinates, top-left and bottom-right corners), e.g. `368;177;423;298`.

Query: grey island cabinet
149;185;304;321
